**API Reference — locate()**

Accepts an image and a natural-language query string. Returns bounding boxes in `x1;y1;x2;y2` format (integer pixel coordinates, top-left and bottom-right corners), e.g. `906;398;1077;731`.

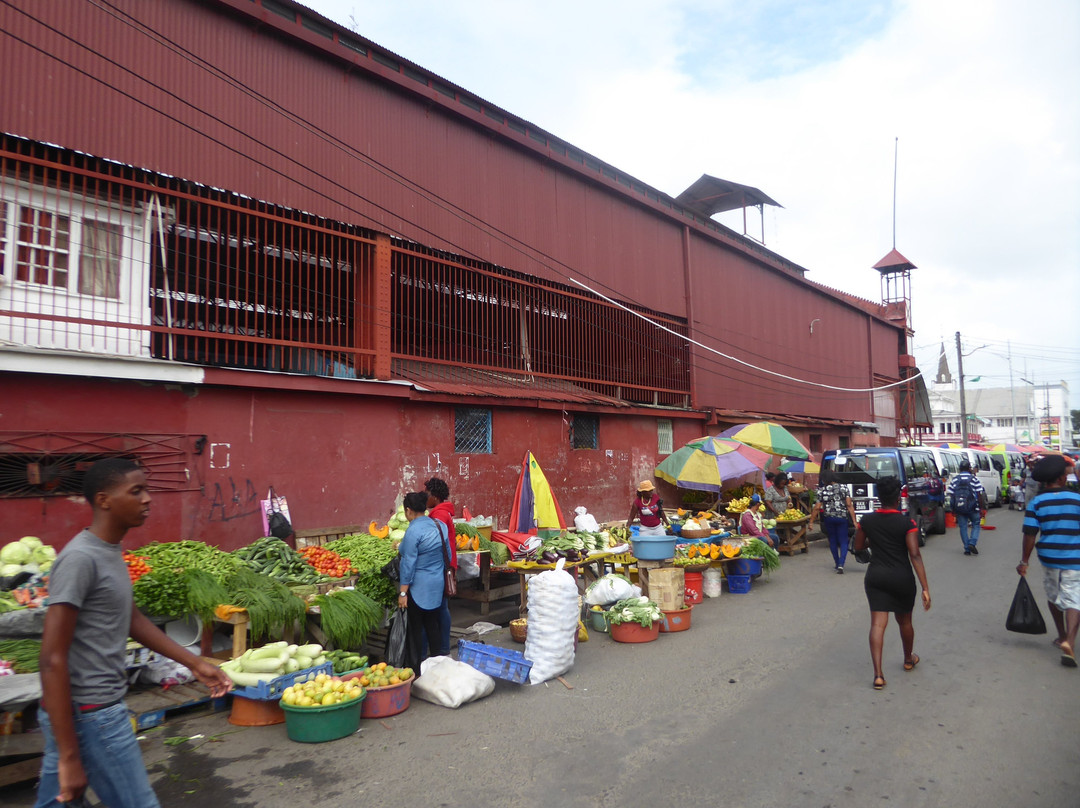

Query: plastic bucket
702;567;723;598
280;695;364;743
610;620;660;643
727;574;752;594
631;536;675;560
658;605;692;633
683;570;703;605
727;557;762;577
228;695;285;726
358;680;411;719
163;614;202;647
588;608;610;633
945;512;957;528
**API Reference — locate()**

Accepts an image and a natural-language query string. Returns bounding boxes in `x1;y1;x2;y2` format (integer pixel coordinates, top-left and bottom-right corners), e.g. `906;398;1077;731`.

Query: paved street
6;506;1078;807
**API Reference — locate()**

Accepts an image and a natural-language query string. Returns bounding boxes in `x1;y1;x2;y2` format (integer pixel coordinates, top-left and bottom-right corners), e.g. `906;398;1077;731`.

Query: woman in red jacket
425;477;456;656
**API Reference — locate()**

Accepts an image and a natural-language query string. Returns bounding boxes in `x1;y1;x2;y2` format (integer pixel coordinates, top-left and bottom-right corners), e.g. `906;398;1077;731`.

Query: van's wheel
916;513;928;546
932;506;947;535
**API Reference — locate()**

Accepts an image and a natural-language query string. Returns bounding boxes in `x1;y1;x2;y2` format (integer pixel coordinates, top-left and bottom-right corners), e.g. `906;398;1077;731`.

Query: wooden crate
294;524;367;549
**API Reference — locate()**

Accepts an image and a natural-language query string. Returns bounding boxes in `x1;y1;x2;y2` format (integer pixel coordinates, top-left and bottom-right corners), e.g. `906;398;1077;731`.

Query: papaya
369;521;390;539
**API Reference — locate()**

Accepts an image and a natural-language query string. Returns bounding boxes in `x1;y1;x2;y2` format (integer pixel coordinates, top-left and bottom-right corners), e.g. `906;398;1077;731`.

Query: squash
677;508;688;518
369;521;390;539
721;544;741;558
471;536;480;552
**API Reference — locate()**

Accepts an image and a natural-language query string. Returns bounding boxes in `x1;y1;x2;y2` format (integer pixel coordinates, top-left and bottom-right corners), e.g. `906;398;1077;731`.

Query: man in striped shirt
1018;454;1080;668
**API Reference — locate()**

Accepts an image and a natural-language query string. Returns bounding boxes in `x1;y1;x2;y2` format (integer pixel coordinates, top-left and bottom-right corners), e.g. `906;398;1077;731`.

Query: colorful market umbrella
779;459;821;475
508;451;566;534
719;422;813;461
989;443;1026;454
655;436;770;492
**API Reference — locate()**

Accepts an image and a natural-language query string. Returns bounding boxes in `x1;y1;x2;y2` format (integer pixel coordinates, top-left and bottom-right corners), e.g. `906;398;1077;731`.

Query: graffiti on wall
207;476;260;522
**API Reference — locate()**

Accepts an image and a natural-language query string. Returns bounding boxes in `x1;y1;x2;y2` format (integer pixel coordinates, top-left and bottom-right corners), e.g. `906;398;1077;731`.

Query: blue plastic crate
457;639;533;684
230;662;334;701
727;574;752;594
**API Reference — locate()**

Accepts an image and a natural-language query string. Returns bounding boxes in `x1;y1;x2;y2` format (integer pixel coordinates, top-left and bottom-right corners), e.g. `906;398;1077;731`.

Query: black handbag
266;488;293;539
1006;576;1047;634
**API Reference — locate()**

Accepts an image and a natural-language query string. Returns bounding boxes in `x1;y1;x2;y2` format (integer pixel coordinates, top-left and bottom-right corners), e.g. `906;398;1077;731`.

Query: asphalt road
6;506;1078;807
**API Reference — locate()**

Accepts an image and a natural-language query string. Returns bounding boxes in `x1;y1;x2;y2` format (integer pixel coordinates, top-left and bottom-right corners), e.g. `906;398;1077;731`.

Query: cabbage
32;545;56;564
389;529;406;542
0;563;23;577
0;541;31;565
19;536;43;549
38;559;53;573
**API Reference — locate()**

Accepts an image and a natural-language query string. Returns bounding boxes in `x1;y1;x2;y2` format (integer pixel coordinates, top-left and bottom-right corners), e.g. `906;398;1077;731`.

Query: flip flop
1061;643;1077;668
904;654;920;671
873;676;886;690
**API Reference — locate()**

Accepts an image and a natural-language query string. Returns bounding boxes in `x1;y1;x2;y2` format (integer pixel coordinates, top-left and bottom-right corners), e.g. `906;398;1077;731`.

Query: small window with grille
657;419;673;454
571;414;599;450
455;407;492;454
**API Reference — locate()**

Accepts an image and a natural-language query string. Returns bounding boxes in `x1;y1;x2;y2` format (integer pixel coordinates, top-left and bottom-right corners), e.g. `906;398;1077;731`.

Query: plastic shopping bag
1005;576;1047;634
385;607;409;667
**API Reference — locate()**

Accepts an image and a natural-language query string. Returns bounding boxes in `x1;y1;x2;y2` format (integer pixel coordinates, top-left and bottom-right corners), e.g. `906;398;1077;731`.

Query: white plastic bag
139;656;194;686
524;559;579;685
456;553;480;580
573;506;600;533
412;655;495;708
703;567;723;598
584;573;635;606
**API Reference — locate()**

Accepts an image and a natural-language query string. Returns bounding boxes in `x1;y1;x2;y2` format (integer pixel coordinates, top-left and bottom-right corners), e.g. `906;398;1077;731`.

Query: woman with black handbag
852;476;931;690
396;491;452;671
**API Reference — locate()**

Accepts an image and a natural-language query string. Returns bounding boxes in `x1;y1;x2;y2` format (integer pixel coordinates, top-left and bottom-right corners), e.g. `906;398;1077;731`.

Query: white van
927;447;966;480
960;448;1003;506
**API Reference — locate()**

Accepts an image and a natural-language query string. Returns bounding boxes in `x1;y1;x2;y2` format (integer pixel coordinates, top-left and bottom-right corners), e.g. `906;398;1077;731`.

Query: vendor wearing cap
627;480;670;536
1018;453;1080;668
739;493;777;548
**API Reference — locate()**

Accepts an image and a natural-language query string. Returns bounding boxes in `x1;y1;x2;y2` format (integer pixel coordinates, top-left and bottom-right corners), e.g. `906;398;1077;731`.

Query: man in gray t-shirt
35;459;231;808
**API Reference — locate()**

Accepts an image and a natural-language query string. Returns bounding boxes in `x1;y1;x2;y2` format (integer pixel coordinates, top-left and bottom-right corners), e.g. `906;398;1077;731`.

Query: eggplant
541;550;559;563
564;549;581;561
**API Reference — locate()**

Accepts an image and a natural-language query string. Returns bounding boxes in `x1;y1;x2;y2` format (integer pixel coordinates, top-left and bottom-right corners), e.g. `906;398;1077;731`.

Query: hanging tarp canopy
508;451;567;534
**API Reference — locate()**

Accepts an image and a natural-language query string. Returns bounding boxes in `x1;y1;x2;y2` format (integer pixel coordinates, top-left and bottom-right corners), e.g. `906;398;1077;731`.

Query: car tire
932;505;947;535
916;512;928;546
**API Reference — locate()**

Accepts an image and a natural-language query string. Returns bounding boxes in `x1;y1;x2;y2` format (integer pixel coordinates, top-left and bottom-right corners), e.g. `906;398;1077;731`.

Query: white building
924;344;1072;449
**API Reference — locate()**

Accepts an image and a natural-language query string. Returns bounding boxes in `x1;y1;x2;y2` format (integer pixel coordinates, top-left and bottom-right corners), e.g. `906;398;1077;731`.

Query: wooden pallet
126;682;230;731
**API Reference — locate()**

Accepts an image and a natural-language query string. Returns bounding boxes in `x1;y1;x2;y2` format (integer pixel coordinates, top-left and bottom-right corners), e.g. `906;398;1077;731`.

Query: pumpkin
369;521;390;539
721;544;741;558
677;508;688;518
471;536;480;551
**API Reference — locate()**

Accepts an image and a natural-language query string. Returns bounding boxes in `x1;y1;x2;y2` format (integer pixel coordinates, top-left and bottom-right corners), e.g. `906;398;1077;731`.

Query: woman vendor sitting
739;494;777;548
627;480;670;536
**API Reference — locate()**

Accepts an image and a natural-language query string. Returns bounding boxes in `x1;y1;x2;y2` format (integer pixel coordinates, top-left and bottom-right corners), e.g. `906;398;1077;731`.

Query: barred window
15;206;70;288
571;414;599;450
455;407;492;454
657;419;673;454
78;219;123;298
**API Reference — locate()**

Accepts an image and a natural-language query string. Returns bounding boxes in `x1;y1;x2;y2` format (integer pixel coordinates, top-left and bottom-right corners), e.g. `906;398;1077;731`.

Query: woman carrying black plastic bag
395;491;451;672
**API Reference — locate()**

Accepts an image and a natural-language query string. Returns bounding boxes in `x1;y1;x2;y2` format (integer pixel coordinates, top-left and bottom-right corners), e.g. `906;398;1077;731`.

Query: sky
301;0;1080;403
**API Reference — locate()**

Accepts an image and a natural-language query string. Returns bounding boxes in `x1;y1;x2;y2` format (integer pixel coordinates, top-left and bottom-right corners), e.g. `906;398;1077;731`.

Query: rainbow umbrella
655;437;771;492
989;443;1026;454
508;451;566;534
780;459;821;474
719;422;812;461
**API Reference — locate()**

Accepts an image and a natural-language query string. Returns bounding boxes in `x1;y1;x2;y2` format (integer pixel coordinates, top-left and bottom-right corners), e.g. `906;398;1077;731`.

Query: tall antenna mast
892;136;898;250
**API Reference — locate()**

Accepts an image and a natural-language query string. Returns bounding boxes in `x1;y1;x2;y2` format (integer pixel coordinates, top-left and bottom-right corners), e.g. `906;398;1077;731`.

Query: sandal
904;654;920;671
1061;642;1078;668
873;676;886;690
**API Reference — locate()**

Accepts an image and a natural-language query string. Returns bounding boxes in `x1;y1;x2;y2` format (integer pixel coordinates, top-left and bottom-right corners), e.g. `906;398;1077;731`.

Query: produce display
132;567;229;624
1;536;56;578
353;661;414;688
219;567;308;641
123;550;152;583
234;537;325;585
725;497;757;514
323;649;369;675
297;545;355;579
0;591;21;613
135;540;241;580
281;672;365;708
741;538;782;573
776;509;806;521
220;641;327;688
385;506;409;542
323;533;398;609
530;532;604;564
605;596;663;628
477;535;511;566
309;589;381;649
454;522;482;552
0;638;42;673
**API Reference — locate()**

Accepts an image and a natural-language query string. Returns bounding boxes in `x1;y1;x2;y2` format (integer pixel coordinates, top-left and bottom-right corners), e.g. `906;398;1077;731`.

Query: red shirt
429;501;457;569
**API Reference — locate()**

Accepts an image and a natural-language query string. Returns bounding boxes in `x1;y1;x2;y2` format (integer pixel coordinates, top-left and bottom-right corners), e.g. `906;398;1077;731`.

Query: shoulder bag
437;520;456;597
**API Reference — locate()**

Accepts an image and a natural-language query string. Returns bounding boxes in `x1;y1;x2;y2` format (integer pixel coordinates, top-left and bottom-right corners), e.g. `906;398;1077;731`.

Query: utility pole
956;331;968;447
1008;340;1017;443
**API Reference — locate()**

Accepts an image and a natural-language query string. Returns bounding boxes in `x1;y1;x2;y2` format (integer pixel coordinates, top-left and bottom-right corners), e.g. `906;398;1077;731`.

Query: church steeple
934;342;952;385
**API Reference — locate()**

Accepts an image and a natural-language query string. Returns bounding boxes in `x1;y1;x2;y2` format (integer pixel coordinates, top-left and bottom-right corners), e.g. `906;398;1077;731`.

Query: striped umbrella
719;422;813;461
655;437;771;492
779;459;821;475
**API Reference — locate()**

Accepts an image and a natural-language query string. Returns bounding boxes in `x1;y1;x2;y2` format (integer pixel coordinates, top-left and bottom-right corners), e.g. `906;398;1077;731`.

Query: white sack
524;559;579;685
573;506;601;533
703;567;723;598
584;573;636;606
412;655;495;709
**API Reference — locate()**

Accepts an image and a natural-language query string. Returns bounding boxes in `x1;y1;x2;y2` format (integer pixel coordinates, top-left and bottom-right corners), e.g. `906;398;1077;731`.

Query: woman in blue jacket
396;491;451;670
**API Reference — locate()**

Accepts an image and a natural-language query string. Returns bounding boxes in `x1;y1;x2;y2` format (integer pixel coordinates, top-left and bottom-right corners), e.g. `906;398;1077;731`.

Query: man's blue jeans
956;511;981;550
35;701;160;808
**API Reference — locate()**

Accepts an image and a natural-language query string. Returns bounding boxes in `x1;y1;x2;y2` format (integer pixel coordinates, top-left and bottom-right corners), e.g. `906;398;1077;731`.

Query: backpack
950;475;976;513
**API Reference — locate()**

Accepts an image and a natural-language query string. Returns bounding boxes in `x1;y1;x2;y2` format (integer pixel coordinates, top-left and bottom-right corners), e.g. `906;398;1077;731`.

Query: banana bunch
726;496;752;513
608;525;631;544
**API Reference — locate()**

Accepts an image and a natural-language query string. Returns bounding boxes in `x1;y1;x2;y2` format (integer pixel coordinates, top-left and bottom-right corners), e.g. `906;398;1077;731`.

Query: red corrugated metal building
0;0;919;548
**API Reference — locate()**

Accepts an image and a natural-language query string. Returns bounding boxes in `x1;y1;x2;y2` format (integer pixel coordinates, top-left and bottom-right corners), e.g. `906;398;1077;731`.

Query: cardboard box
646;567;685;611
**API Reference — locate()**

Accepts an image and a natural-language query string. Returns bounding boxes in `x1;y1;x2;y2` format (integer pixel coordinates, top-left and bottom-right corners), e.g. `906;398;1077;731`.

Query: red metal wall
1;373;708;549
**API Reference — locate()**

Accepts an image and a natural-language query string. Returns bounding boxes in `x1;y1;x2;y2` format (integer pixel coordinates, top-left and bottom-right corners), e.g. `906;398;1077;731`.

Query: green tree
1072;409;1080;434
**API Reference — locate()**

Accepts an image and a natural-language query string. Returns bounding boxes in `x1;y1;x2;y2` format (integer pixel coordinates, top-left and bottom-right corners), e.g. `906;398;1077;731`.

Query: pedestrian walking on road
1017;454;1080;668
947;460;987;555
852;476;931;690
35;458;232;808
810;470;857;573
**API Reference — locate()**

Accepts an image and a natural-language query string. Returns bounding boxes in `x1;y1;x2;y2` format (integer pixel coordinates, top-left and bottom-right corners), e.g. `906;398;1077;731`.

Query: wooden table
774;516;811;555
452;551;521;615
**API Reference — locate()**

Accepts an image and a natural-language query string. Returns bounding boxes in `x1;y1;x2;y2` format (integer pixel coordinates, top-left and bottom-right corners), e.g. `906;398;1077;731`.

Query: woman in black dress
853;477;931;690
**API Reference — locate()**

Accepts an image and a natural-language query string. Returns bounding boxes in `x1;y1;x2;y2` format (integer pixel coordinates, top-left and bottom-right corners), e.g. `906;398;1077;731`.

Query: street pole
956;331;968;447
1008;340;1017;444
